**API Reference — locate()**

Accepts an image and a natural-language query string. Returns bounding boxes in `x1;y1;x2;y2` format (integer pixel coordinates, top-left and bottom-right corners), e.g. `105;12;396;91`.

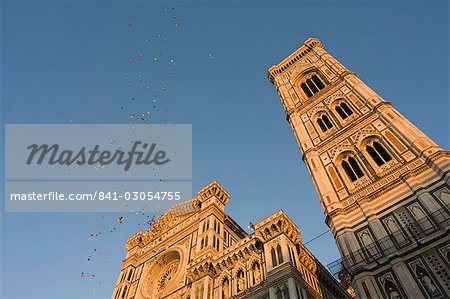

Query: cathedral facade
112;181;351;299
268;38;450;298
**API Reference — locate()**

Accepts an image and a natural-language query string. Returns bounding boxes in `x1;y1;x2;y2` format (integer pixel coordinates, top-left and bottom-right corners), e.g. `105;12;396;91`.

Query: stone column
287;277;299;299
269;287;277;299
393;260;423;298
301;288;308;299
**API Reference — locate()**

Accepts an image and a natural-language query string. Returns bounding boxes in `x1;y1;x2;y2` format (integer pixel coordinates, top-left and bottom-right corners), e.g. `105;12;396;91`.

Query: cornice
268;38;323;84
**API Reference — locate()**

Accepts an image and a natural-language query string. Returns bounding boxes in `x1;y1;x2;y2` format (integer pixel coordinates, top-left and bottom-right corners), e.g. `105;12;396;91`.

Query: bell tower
268;38;450;298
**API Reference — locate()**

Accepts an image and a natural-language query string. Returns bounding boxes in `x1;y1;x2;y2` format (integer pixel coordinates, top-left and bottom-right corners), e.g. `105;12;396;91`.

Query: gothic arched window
127;268;133;281
317;114;334;133
301;83;313;98
271;247;277;267
335;102;353;120
312;75;325;89
300;74;326;98
342;156;364;182
366;141;392;166
322;115;333;128
121;285;128;299
317;118;327;132
276;244;284;264
306;79;319;93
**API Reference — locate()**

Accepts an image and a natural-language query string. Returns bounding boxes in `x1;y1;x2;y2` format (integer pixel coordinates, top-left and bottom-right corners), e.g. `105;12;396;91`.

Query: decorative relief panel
351;176;371;190
424;252;450;294
377;159;399;173
323;91;345;105
372;120;386;131
351;126;378;145
307;103;326;117
356;228;380;260
329;139;353;161
337;189;349;199
434;188;450;207
381;216;410;247
340;86;350;94
438;244;450;264
301;113;309;122
406;203;434;231
320;152;331;165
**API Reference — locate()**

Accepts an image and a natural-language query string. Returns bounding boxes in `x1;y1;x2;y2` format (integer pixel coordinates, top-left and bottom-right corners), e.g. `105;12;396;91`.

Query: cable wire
303;229;331;245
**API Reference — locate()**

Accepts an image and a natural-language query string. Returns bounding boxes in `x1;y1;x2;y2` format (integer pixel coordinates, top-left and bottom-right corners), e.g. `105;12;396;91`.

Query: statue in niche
415;264;438;296
252;263;261;285
237;271;245;292
222;279;230;298
383;278;402;299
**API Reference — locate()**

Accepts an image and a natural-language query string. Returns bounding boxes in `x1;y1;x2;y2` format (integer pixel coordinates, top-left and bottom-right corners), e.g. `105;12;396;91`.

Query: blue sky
1;1;449;298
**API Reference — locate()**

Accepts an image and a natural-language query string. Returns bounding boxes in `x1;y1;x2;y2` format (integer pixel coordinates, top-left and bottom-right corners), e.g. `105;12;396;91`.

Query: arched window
322;115;333;129
335;102;353;120
317;114;334;133
306;79;319;93
301;83;313;98
127;268;133;281
276;244;284;264
121;285;128;299
366;141;392;166
312;75;325;89
289;247;298;267
317;118;327;132
341;102;353;115
300;74;326;98
342;156;364;182
271;247;277;267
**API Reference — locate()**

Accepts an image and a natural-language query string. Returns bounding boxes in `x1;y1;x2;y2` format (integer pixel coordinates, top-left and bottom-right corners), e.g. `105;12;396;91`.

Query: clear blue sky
1;1;448;298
